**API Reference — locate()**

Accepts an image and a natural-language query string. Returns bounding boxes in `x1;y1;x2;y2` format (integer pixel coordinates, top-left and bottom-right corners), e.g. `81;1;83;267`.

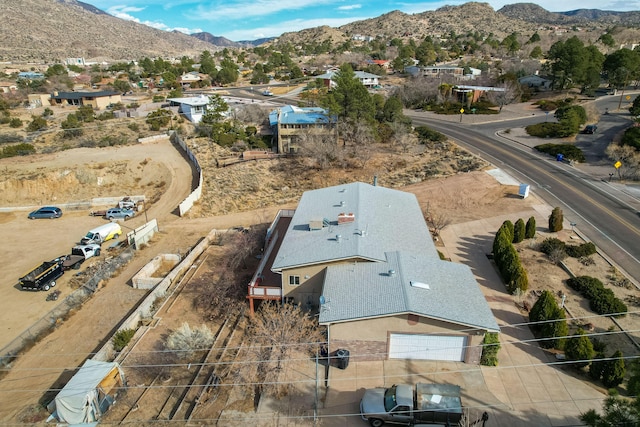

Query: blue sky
82;0;640;41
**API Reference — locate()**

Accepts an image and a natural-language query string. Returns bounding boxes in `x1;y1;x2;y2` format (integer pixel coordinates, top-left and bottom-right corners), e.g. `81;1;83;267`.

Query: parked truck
80;223;122;245
59;244;101;270
19;260;64;291
360;383;464;427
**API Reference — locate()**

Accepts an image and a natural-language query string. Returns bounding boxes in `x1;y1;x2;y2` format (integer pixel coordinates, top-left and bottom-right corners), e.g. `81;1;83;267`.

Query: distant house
0;82;17;93
247;182;499;363
405;65;464;78
518;75;552;89
50;90;121;110
178;71;206;88
453;85;506;103
167;94;230;124
17;71;45;81
315;70;380;88
268;105;337;153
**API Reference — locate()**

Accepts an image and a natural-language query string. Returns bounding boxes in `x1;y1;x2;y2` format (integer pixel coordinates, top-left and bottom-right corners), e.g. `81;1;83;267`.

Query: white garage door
389;334;467;361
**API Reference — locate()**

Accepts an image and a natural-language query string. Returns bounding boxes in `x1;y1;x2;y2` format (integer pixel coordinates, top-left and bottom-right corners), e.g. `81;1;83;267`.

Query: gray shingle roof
271;182;437;271
319;251;499;332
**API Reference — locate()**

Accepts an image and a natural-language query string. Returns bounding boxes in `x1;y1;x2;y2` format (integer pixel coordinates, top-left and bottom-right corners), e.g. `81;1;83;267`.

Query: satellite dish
319;295;326;305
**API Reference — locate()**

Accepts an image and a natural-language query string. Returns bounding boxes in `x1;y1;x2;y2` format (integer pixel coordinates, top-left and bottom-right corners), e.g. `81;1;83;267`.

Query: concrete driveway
318;205;606;427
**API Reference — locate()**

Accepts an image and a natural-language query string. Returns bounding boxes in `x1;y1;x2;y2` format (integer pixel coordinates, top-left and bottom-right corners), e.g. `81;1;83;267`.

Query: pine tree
529;290;566;349
525;216;536;239
602;350;625;388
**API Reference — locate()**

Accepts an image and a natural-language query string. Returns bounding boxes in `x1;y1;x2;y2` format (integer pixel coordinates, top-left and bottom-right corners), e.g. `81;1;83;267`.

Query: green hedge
534;144;586;162
567;276;627;317
540;238;597;259
480;333;501;366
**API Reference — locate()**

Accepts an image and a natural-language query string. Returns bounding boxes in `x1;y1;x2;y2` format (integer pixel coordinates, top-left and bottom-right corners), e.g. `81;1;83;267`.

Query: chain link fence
0;247;135;369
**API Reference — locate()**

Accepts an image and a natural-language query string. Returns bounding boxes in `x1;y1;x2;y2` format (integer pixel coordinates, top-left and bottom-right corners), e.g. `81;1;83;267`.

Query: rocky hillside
500;3;640;26
0;0;219;62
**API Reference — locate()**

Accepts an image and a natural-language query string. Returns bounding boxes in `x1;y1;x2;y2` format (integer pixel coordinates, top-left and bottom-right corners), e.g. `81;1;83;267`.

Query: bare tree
246;302;325;398
389;120;417;153
296;127;340;170
234;104;269;125
423;208;451;237
606;143;640;180
487;82;522;112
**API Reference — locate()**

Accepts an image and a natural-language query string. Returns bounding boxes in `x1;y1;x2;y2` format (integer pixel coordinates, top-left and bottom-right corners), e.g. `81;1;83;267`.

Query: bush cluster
567;276;627;317
480;332;501;366
534;144;586;162
493;220;528;293
540;238;597;259
0;143;35;158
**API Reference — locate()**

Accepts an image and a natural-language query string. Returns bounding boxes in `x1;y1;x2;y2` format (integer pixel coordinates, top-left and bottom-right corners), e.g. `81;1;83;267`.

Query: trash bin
336;349;350;370
556;153;564;162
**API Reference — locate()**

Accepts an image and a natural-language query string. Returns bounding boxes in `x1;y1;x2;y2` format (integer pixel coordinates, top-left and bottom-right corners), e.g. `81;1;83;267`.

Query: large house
269;105;337;153
50;91;121;110
247;182;499;364
314;70;380;88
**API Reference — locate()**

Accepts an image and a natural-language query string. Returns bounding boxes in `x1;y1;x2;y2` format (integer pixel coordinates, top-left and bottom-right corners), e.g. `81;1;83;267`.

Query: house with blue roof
269;105;337;153
248;181;499;364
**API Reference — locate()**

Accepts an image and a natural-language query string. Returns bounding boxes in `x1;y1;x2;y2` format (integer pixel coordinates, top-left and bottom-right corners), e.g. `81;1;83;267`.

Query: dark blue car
28;206;62;219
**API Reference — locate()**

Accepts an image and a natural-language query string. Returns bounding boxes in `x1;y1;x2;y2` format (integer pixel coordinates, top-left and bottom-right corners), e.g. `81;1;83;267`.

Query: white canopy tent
51;359;124;424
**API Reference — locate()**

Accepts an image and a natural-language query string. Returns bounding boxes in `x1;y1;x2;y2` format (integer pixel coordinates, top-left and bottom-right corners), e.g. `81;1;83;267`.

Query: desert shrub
534;144;586;162
549;207;564;232
112;328;136;351
96;111;115;121
565;329;595;368
601;350;625;388
9;117;22;128
526;122;561;137
0;143;35;158
415;125;447;143
566;242;597;258
26;115;47;132
165;322;214;359
480;332;501;366
529;290;568;349
540;237;566;255
128;123;140;132
513;218;525;243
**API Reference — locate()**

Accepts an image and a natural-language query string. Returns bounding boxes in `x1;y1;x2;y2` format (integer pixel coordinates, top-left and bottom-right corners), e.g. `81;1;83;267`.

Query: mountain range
1;1;639;63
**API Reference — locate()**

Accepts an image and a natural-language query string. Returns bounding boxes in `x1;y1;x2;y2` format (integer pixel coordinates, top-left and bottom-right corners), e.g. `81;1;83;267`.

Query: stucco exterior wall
328;314;486;364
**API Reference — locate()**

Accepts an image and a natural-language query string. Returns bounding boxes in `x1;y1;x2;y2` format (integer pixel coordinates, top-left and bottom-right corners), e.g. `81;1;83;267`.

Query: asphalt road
407;102;640;282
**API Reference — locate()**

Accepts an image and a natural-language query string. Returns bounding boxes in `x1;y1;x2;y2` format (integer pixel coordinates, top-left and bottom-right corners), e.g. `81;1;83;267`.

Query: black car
583;125;597;134
28;206;63;219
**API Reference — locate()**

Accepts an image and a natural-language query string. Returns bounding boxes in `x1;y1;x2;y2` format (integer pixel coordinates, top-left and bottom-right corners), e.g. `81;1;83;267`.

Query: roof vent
388;269;396;277
340;200;345;207
410;281;430;290
336;234;342;242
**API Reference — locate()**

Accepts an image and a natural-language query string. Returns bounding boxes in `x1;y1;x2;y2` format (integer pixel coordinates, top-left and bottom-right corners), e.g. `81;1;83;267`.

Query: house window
289;275;300;286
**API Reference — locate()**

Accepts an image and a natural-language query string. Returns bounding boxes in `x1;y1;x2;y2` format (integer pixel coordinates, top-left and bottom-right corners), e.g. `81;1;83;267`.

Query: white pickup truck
59;244;101;270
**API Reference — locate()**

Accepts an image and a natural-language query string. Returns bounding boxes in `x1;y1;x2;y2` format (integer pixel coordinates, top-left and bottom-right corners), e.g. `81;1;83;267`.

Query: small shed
50;359;125;424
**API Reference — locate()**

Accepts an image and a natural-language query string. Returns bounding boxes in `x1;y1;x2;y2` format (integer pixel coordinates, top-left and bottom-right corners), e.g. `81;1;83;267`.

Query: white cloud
194;0;340;21
337;4;362;10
